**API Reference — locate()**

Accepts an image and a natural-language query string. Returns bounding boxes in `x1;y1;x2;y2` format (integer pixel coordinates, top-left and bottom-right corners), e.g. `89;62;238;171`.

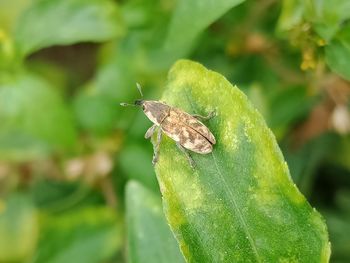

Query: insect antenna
120;102;137;107
120;83;144;107
136;83;144;97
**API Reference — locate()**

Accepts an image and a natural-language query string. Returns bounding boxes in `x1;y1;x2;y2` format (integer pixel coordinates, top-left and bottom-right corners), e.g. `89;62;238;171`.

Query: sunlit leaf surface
154;60;331;263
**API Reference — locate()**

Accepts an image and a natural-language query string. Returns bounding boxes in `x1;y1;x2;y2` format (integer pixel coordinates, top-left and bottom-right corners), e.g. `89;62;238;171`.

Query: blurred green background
0;0;350;262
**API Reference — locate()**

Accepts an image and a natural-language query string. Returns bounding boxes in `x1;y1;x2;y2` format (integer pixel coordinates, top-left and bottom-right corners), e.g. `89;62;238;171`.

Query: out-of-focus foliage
0;194;38;262
0;73;76;161
14;0;125;57
34;206;123;263
164;0;244;57
0;0;349;262
126;181;185;263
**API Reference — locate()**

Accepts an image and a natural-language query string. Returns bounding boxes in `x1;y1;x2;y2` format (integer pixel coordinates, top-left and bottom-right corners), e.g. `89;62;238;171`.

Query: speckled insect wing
160;108;215;154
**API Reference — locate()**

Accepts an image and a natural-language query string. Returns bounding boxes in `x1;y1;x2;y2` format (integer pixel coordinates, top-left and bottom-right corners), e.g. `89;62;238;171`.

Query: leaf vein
184;88;262;262
211;152;262;263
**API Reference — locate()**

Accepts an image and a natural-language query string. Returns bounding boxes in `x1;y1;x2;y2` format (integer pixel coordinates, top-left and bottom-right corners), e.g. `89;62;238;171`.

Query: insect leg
176;142;196;168
152;128;162;165
145;124;157;139
192;110;216;121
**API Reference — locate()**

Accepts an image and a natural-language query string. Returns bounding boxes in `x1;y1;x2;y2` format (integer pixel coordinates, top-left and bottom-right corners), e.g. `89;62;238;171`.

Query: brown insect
121;84;216;167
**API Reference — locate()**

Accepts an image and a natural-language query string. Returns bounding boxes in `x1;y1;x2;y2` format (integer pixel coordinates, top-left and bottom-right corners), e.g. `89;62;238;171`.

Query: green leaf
267;86;316;139
34;206;123;263
277;0;305;32
73;52;141;134
126;181;185;263
0;0;31;34
118;0;176;72
283;133;337;197
0;73;77;161
164;0;245;55
119;143;158;191
0;194;38;262
30;179;89;211
325;26;350;81
73;91;119;135
14;0;124;57
94;55;136;101
278;0;350;40
304;0;350;41
328;135;350;171
322;210;350;262
154;60;331;262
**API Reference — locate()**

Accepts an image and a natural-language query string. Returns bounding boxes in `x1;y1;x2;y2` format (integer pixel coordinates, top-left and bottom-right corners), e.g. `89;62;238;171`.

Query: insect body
121;84;216;167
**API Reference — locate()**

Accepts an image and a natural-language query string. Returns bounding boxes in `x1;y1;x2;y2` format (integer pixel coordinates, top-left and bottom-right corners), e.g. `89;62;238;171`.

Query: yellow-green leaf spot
153;60;331;263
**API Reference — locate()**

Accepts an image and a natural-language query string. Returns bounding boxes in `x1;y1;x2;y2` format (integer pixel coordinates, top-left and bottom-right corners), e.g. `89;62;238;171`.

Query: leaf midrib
183;88;262;263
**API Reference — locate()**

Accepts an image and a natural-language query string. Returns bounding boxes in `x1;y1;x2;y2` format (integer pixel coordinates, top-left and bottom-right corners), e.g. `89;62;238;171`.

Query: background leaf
283;133;337;197
0;0;31;34
154;60;330;262
304;0;350;41
120;144;158;191
126;181;185;263
277;0;304;32
14;0;124;57
73;92;119;135
267;86;316;139
34;206;123;263
164;0;245;56
325;26;350;81
0;73;77;161
0;194;38;262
